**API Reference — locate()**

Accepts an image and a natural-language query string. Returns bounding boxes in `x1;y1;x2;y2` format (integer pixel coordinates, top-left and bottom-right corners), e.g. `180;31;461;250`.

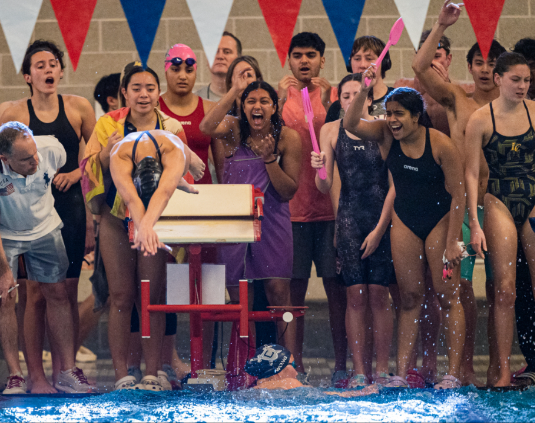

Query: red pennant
50;0;97;70
463;0;505;60
258;0;302;67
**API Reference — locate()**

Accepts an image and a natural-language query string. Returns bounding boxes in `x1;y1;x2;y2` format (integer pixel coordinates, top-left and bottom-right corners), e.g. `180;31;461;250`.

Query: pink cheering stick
365;17;405;85
301;87;327;180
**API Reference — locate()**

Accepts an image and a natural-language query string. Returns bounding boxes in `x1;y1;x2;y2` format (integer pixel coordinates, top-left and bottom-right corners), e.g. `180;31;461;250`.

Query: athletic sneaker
114;375;136;390
349;374;370;388
157;371;172;391
76;346;97;362
3;375;27;394
55;367;94;393
133;375;164;391
331;370;349;388
128;366;142;383
296;372;311;386
434;375;461;389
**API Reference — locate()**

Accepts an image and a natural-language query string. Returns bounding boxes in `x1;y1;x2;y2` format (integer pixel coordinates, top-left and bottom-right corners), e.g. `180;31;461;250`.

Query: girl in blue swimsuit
465;52;535;387
343;66;466;390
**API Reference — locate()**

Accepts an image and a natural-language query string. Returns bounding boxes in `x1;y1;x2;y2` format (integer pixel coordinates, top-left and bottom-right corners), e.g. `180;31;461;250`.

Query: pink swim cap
165;44;197;72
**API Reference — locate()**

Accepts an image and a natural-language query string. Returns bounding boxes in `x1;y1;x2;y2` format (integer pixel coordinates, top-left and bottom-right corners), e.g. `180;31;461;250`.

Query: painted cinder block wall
0;0;532;104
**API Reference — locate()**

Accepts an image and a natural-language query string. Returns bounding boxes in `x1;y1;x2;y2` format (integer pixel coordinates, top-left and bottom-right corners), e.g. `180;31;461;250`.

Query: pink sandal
434;375;461;390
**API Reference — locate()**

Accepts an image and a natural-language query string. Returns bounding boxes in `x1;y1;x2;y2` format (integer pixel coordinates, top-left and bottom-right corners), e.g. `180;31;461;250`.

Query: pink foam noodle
301;87;326;180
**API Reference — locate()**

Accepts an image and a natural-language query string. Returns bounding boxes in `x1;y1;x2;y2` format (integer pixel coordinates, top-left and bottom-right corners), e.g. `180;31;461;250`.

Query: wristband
264;157;277;164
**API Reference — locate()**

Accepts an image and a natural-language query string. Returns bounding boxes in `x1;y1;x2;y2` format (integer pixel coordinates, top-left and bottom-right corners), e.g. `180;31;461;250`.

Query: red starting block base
141;244;307;390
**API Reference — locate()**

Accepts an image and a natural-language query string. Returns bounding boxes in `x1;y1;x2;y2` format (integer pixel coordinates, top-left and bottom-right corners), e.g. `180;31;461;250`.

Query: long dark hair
385;87;432;128
239;81;284;152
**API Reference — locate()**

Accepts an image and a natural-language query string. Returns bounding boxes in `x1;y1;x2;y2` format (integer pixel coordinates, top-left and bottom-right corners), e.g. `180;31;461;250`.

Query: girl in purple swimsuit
200;73;302;355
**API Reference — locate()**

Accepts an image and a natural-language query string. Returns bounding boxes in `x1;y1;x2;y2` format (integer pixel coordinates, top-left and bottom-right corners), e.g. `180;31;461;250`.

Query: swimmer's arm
464;111;488;256
329;163;341;221
266;128;302;202
78;96;97;146
375;171;396;238
343;86;387;144
199;86;240;141
314;121;338;194
439;135;466;259
412;21;460;111
142;144;185;229
109;143;146;226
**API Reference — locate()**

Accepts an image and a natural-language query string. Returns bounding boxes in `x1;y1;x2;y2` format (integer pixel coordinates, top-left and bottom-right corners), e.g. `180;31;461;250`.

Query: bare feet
419;367;437;385
486;366;500;387
461;373;484;387
30;378;58;394
177;178;199;194
493;376;511;388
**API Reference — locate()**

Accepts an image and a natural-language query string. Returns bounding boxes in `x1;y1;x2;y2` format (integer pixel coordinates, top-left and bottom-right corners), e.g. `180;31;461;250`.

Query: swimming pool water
1;387;534;422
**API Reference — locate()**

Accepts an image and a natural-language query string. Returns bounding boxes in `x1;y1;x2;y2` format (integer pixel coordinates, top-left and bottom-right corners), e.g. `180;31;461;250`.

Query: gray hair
0;122;33;156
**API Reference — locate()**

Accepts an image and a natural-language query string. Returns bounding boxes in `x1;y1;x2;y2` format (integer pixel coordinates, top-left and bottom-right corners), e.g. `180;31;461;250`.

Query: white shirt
0;135;66;241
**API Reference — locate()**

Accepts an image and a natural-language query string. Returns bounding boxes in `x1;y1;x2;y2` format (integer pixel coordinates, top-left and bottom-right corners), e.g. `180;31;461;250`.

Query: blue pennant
322;0;366;64
120;0;166;68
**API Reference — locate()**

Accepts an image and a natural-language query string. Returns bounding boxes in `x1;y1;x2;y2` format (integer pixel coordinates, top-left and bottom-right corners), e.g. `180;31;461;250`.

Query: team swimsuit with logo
335;120;393;287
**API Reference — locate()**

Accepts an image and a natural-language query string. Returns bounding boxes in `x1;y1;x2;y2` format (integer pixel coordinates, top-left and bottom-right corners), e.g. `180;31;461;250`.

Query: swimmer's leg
420;278;441;384
426;213;465;380
99;210;137;382
390;213;426;379
484;194;517;387
346;284;370;377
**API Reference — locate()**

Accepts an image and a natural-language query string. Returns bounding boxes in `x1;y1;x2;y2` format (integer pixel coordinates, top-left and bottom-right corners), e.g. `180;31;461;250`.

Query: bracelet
264;157;277;164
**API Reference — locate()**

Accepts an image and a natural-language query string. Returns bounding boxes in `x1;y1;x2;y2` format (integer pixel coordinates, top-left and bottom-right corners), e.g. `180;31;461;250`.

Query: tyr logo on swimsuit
353;146;365;150
404;165;418;171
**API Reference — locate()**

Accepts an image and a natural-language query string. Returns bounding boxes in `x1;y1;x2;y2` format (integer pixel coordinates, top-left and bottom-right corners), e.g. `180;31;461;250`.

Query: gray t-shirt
195;84;222;102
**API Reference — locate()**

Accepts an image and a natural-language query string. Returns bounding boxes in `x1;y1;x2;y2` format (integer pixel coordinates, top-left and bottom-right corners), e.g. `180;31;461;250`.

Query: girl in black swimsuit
465;52;535;387
344;66;466;390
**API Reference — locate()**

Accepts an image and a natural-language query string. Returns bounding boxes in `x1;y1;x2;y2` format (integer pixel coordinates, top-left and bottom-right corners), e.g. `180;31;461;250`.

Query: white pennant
185;0;234;67
0;0;43;72
393;0;431;51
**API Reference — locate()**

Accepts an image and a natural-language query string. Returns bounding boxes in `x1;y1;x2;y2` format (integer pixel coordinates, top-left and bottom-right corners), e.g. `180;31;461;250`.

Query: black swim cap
132;156;162;209
244;344;291;379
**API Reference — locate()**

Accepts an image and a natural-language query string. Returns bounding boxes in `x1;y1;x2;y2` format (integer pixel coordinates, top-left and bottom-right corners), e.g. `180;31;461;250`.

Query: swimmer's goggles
165;57;197;67
442;241;477;280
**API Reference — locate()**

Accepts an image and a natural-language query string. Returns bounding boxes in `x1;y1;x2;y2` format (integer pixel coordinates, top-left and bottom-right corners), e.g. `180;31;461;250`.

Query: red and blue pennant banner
185;0;234;67
120;0;166;68
50;0;97;71
258;0;302;67
322;0;365;63
393;0;430;51
464;0;505;60
0;0;43;72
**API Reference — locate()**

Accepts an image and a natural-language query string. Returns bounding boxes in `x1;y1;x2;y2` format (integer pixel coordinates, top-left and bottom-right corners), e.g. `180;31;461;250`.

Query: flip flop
434;375;461;390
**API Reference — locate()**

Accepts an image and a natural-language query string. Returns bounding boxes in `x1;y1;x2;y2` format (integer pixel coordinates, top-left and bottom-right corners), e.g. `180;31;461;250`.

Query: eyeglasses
165;57;196;67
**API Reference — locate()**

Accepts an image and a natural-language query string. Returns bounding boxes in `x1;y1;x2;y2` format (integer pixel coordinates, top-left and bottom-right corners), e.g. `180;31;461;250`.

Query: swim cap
165;44;197;72
244;344;291;379
132;132;163;209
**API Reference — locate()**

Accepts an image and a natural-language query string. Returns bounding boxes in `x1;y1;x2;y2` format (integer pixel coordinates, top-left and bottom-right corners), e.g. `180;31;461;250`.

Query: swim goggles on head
442;241;477;280
165;57;196;67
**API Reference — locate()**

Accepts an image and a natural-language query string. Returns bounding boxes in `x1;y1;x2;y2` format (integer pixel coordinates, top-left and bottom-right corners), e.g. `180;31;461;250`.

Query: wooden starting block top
161;184;254;217
155;184;261;243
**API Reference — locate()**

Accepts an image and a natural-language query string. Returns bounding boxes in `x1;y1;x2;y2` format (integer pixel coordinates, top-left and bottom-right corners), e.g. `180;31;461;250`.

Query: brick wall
0;0;533;104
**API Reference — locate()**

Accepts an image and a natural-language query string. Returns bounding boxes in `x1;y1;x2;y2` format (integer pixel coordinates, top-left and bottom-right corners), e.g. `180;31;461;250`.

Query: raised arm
343;66;388;143
199;67;251;138
412;1;464;110
312;121;338;194
464;110;488;257
436;133;465;266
